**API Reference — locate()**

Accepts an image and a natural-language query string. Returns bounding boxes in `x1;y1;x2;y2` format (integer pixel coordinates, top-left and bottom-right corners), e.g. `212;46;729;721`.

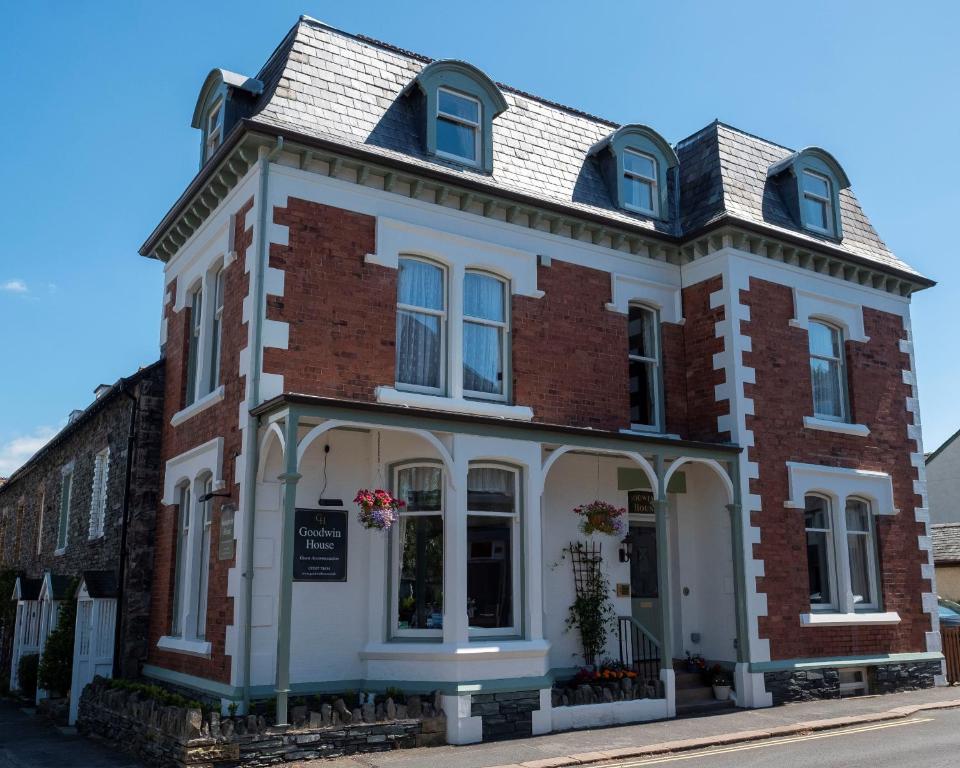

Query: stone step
676;698;737;717
673;670;706;689
675;685;717;705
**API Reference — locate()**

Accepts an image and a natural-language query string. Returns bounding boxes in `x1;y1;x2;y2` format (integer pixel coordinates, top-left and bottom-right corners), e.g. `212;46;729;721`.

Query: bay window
467;465;520;636
809;320;847;421
628;304;662;431
463;271;508;400
396;258;446;394
804;494;879;613
393;464;444;636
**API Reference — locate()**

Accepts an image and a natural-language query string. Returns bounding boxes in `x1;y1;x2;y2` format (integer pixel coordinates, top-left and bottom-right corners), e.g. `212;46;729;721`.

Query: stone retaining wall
77;679;445;767
470;691;540;741
764;660;941;704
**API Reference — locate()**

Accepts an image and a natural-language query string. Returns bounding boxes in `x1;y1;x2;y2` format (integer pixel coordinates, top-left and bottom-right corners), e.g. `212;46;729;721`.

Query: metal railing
617;615;661;685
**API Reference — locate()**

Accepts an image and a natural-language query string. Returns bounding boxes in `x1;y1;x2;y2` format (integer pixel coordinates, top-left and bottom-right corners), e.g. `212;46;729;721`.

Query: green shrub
104;677;203;710
17;653;39;698
38;599;77;696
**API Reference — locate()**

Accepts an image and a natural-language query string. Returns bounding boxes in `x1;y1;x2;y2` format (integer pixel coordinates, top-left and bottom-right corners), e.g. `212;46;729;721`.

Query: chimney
67;409;85;425
94;384;113;400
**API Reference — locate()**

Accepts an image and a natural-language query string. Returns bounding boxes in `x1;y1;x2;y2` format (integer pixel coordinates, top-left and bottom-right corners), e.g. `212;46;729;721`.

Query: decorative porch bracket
275;409;301;727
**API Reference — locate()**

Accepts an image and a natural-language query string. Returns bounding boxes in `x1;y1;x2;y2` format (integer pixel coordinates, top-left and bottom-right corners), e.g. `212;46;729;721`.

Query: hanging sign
293;508;348;581
218;504;237;561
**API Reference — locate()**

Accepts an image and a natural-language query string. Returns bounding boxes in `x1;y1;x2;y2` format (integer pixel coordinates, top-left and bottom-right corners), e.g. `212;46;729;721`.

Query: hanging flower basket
574;500;626;536
354;489;405;531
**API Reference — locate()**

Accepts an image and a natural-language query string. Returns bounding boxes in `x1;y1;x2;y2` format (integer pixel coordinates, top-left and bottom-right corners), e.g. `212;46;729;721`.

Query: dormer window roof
589;124;679;222
191;69;264;168
406;60;508;173
767;147;851;239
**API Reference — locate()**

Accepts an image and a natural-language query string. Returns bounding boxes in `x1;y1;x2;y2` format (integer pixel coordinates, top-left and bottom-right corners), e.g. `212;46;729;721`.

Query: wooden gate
944;627;960;685
69;582;116;725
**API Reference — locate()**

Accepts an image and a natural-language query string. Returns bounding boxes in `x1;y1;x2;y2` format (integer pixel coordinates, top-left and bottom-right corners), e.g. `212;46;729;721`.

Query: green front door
629;522;661;641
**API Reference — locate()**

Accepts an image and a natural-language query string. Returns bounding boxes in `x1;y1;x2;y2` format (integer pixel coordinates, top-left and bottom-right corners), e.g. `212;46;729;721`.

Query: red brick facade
147;197;254;684
742;277;928;659
680;277;728;443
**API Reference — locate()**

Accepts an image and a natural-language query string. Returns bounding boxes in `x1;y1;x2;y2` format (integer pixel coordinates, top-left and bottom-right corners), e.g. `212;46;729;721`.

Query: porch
239;394;751;742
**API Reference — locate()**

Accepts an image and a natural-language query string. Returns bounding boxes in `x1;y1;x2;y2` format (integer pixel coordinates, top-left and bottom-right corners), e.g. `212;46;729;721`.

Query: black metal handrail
618;615;661;686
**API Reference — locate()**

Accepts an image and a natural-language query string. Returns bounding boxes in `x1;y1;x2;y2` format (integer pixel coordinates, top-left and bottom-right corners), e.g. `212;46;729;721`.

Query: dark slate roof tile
933;524;960;565
243;18;922;278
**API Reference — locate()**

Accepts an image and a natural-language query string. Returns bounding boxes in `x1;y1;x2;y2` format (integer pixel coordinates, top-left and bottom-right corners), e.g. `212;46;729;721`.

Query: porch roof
251;393;742;461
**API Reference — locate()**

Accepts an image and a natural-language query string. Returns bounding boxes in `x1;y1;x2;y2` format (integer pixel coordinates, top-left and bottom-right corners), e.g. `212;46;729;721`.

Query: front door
628;522;661;642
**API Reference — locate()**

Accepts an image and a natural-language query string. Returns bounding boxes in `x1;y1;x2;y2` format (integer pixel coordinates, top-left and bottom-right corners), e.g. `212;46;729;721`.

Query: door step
676;697;737;716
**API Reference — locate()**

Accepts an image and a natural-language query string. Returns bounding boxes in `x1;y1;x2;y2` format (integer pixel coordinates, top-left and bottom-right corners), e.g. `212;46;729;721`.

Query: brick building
137;16;942;741
1;362;163;721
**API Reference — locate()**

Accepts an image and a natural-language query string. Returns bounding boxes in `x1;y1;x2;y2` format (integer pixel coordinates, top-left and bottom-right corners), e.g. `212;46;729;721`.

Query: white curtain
467;467;514;513
463;273;504;395
397;259;444;389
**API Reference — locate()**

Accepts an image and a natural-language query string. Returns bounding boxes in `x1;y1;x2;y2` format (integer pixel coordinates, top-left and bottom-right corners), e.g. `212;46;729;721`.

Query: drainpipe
239;137;284;712
113;376;141;680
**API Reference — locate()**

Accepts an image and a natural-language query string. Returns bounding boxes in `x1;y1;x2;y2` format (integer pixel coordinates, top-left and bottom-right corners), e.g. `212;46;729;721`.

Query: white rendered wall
927;438;960;525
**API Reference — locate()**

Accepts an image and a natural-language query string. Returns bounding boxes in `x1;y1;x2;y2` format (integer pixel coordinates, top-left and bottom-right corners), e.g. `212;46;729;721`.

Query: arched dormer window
589;124;679;221
191;68;264;168
406;60;508;173
767;147;851;239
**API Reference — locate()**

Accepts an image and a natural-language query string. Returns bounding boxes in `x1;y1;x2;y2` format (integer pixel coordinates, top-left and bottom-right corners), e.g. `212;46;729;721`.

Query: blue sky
0;1;957;474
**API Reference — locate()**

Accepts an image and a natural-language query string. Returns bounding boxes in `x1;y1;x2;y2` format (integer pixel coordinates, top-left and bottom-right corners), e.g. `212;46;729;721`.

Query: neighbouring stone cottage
112;13;942;758
1;362;164;723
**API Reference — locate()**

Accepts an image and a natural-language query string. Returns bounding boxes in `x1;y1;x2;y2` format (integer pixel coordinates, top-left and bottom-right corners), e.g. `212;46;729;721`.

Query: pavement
309;685;960;768
0;700;143;768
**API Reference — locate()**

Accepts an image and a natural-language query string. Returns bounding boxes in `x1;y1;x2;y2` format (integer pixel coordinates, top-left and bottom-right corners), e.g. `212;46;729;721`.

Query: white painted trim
540;444;658;498
604;273;682;324
375;386;534;421
784;461;897;515
799;611;901;626
162;437;225;505
663;457;735;503
360;639;550;662
156;635;213;658
170;385;225;427
803;416;870;437
550;697;669;731
790;288;869;342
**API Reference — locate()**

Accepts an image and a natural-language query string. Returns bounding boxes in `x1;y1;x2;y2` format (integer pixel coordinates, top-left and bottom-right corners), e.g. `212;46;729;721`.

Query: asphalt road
601;708;960;768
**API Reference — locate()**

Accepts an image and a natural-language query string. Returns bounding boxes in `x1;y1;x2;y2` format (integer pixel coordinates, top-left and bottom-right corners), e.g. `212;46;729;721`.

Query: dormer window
406;60;508;173
437;88;481;165
767;147;850;239
801;169;833;234
589;124;678;222
204;97;224;162
623;150;659;216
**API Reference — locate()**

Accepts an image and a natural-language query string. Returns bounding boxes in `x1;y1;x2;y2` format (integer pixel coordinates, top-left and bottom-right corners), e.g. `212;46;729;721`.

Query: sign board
293;508;348;581
218;504;236;561
628;490;655;516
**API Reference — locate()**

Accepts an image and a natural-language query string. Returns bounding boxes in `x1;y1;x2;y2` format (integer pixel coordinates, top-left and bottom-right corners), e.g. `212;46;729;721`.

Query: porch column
274;410;301;727
443;443;468;643
726;503;749;665
654;455;673;670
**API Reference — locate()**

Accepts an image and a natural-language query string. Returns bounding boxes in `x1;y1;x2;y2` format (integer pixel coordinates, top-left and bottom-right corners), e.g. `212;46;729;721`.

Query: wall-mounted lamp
198;490;232;503
618;535;633;563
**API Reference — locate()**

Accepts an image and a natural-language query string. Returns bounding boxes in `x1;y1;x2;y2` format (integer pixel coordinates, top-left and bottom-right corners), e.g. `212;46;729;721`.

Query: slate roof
207;16;925;280
82;570;118;599
44;574;75;601
933;523;960;565
13;577;41;601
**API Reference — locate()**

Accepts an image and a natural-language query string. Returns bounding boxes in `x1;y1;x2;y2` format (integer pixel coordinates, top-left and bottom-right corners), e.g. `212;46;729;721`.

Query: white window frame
56;464;74;553
801;169;834;235
466;463;521;638
809;319;848;422
195;476;214;640
171;483;191;637
88;447;111;540
204;96;224;162
804;493;880;614
622;148;659;216
209;267;225;392
804;494;839;612
838;667;870;697
185;285;203;407
396;257;448;397
628;304;662;432
462;270;510;403
391;462;445;639
435;87;481;166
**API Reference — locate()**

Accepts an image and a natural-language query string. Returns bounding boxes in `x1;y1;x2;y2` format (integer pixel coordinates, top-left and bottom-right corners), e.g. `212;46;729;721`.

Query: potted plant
354;489;405;530
574;501;626;536
712;669;733;701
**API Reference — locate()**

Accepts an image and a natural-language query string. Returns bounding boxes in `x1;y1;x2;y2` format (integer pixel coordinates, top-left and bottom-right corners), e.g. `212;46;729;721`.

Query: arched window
767;147;850;239
463;270;509;401
396;257;447;394
808;320;848;421
392;463;444;637
196;475;214;640
804;494;835;609
628;304;662;431
171;482;191;636
845;497;878;610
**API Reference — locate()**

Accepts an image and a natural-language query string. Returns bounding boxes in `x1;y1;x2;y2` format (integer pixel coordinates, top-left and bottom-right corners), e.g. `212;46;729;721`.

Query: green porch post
726;503;749;665
654;454;673;671
275;410;301;727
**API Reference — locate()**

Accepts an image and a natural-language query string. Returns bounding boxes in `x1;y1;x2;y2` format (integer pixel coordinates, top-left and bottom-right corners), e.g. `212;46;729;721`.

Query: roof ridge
714;120;796;153
296;16;620;129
